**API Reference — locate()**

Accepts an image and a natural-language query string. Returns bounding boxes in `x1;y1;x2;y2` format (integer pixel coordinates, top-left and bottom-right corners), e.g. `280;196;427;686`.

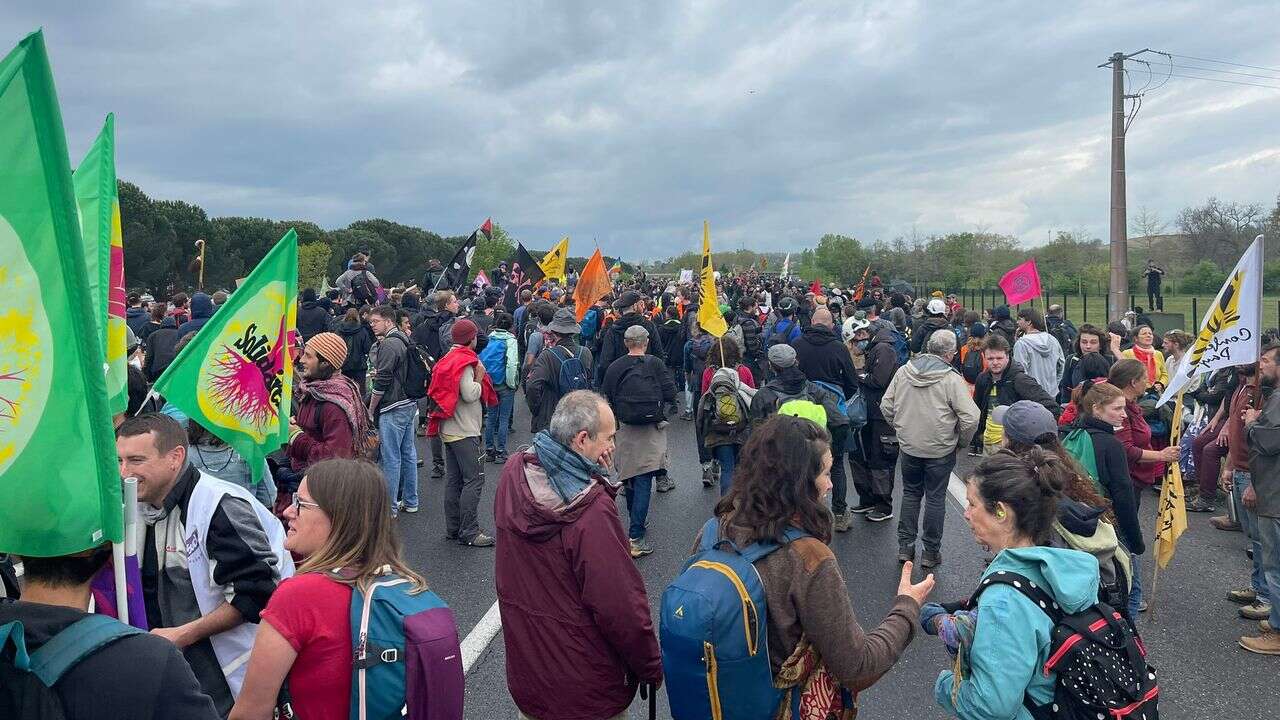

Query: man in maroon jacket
494;390;663;720
287;332;369;476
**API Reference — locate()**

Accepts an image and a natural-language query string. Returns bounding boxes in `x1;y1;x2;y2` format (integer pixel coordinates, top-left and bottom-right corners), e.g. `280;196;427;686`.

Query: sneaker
967;448;982;457
1138;601;1149;613
493;451;509;465
701;461;715;487
680;409;694;421
920;549;942;568
484;449;497;463
1186;497;1216;513
1210;515;1241;532
833;512;852;533
866;507;894;522
1240;601;1273;620
430;467;445;480
897;545;915;563
1239;630;1280;655
629;538;654;558
416;459;424;468
461;533;495;548
656;475;677;493
402;505;419;514
1229;588;1258;605
849;502;877;514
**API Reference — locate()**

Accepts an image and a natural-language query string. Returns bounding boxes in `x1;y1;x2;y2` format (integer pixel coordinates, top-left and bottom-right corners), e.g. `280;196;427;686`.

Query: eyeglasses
291;493;321;514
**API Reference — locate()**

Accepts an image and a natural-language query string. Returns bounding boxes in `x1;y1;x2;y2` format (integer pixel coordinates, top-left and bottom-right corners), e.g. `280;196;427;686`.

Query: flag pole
1149;389;1185;617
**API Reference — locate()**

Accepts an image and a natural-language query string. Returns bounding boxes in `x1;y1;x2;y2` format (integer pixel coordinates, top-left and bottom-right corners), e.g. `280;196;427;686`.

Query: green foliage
814;234;866;284
471;223;516;281
1179;260;1227;295
297;242;333;292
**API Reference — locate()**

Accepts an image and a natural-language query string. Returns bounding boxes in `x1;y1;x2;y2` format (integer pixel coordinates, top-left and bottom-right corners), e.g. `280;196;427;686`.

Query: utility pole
1099;49;1154;321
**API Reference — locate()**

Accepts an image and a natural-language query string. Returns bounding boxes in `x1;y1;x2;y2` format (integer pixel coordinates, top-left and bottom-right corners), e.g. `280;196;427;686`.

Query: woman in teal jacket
932;449;1101;719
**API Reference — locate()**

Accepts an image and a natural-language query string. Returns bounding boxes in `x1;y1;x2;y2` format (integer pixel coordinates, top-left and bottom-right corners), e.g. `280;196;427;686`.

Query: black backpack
962;346;985;384
1;614;142;720
612;359;665;425
968;571;1158;720
352;270;378;306
387;335;431;400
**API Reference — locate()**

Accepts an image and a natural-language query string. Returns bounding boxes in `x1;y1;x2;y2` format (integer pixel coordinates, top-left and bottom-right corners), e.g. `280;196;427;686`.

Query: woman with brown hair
230;459;437;720
689;415;932;717
697;337;757;494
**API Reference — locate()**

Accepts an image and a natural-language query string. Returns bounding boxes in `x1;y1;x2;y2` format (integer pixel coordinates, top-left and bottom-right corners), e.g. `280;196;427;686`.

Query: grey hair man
880;329;980;568
493;389;663;719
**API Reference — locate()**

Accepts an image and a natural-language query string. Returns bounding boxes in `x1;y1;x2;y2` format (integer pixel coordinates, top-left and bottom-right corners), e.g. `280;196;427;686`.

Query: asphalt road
398;396;1279;719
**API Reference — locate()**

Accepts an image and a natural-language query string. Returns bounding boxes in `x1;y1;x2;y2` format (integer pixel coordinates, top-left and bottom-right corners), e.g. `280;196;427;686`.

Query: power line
1165;52;1280;74
1162;71;1280;91
1167;62;1280;82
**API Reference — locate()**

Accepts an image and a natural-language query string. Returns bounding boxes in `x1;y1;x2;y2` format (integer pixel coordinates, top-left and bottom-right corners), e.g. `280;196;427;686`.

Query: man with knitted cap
428;318;499;547
287;332;370;482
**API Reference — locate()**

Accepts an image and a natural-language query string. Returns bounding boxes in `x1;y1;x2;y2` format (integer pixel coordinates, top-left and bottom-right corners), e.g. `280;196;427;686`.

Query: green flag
74;112;129;415
0;30;123;556
154;230;298;483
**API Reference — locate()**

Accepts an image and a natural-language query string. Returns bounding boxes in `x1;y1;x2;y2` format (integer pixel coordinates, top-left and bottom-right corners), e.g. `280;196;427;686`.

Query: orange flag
574;248;611;321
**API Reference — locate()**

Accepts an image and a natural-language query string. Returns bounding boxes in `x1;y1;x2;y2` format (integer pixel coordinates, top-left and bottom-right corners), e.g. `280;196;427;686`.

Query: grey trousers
444;436;484;542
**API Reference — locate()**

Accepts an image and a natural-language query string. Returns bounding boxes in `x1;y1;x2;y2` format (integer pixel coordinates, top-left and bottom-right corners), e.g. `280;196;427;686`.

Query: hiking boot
630;538;654;558
849;502;877;514
920;549;942;568
866;507;894;523
462;533;495;548
1240;601;1273;620
656;475;677;493
1239;630;1280;655
832;512;852;533
897;545;915;563
1229;588;1258;605
1210;515;1241;532
1186;496;1216;513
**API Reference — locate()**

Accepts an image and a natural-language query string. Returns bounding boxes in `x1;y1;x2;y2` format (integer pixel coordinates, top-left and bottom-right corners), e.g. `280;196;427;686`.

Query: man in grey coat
1241;342;1280;654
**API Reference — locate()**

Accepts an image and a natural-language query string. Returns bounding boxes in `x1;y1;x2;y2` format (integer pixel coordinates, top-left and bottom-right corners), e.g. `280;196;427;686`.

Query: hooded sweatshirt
791;324;859;397
1013;331;1066;398
175;292;214;337
935;546;1100;719
493;453;662;720
880;354;979;458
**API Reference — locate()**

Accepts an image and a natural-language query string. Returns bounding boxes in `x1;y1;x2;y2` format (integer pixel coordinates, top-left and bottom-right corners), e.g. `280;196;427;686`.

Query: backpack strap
738;527;811;564
967;570;1065;623
0;620;31;672
25;615;142;687
697;517;721;553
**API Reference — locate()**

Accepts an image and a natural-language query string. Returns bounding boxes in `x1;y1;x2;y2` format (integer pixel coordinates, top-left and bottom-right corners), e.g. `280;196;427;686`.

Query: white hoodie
1013;331;1065;398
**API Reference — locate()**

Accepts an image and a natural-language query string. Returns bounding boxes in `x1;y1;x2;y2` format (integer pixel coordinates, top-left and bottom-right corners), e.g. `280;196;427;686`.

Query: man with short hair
0;547;218;719
296;287;331;341
125;291;149;334
973;334;1061;455
1143;259;1165;311
368;304;421;514
881;330;979;568
601;325;676;557
287;332;369;475
117;414;292;716
427;318;498;547
1013;307;1065;397
494;391;663;720
1045;303;1078;361
1241;343;1280;654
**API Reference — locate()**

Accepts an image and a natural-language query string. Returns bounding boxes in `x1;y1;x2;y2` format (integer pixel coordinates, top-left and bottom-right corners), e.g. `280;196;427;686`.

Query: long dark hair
966;448;1067;544
714;415;833;544
1004;436;1115;523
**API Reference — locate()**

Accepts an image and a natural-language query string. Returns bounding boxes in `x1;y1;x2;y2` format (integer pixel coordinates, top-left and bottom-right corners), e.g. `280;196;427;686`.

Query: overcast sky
6;1;1280;260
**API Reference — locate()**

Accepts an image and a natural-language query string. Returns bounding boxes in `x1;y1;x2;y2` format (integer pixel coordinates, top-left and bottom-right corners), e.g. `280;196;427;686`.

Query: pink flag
999;258;1042;305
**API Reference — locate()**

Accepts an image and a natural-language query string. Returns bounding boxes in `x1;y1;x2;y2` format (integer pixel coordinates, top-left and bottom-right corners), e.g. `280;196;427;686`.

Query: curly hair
707;337;742;369
1005;436;1115;524
714;415;833;544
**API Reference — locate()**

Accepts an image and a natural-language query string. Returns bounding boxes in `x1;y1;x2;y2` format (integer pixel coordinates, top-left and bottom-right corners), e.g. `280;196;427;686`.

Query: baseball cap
991;401;1058;446
927;298;947;315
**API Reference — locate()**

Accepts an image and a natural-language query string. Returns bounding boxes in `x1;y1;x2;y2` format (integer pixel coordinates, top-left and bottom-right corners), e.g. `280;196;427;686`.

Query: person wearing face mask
849;317;903;522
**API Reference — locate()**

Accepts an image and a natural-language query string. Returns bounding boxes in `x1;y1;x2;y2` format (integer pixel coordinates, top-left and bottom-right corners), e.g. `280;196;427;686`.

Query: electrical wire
1161;71;1280;90
1161;62;1280;82
1165;52;1280;74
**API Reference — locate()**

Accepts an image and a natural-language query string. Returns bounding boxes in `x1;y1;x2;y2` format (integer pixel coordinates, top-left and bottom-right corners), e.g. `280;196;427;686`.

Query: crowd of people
2;249;1277;720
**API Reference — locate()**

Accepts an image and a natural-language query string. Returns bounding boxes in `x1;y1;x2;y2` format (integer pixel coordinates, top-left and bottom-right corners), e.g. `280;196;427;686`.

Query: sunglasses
291;493;321;514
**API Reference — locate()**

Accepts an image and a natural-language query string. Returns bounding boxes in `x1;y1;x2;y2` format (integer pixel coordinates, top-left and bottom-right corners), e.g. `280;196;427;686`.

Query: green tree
814;234;865;284
297;242;333;292
471;222;515;282
1180;260;1227;294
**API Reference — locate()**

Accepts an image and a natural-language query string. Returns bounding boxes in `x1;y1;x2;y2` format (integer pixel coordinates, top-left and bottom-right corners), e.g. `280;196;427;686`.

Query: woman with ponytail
927;449;1102;718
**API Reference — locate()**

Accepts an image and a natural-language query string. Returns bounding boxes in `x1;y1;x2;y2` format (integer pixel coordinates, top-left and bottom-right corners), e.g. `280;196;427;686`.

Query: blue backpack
888;328;910;365
1;614;142;719
580;307;601;343
345;569;464;720
812;380;868;430
660;518;809;720
478;334;508;385
550;345;591;392
767;318;800;346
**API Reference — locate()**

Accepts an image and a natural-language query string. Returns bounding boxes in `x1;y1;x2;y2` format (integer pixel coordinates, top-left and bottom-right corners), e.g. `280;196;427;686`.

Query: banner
697;221;728;337
474;269;490;288
1159;235;1263;406
678;268;693;285
541;236;569;284
503;241;545;311
73;112;128;415
781;253;790;278
998;258;1042;305
0;30;123;556
573;248;610;322
154;230;299;484
1154;394;1188;568
437;218;489;291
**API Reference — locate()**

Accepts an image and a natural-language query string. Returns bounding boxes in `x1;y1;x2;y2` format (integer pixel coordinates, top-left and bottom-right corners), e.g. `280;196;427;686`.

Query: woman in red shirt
230;459;429;720
697;339;756;496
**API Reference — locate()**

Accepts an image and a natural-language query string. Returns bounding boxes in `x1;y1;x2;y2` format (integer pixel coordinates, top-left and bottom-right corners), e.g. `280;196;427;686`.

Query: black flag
503;242;545;311
436;218;491;292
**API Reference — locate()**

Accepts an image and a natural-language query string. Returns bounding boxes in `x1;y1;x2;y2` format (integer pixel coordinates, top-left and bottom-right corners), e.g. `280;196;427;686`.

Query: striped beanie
307;332;348;369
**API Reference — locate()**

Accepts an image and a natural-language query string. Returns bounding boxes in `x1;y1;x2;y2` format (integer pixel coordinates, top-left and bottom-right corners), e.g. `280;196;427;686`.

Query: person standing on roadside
367;305;420;516
1240;344;1280;653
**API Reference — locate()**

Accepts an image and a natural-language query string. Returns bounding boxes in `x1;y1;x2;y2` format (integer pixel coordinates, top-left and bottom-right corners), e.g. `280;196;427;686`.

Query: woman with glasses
230;459;434;720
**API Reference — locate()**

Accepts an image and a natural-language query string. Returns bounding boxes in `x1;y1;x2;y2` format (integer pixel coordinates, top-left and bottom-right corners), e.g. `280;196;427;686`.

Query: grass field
951;291;1280;331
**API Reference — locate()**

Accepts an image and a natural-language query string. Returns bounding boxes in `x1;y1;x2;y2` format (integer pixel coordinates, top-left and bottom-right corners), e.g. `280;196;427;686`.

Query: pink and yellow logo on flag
998;258;1042;306
154;230;298;482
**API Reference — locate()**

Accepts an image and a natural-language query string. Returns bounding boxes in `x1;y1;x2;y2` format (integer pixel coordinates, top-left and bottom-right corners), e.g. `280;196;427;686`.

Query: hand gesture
897;562;935;606
1158;446;1179;463
1242;407;1262;426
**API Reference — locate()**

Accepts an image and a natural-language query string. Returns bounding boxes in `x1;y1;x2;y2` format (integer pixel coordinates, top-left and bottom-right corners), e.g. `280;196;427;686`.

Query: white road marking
948;472;967;510
460;600;503;675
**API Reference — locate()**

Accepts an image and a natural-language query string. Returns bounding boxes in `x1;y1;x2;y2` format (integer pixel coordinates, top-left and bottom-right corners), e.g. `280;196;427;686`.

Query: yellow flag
697;221;727;337
540;236;569;283
1155;393;1188;568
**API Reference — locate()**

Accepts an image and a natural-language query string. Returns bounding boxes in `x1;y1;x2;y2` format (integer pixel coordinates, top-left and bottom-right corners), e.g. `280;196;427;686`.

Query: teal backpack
0;614;142;719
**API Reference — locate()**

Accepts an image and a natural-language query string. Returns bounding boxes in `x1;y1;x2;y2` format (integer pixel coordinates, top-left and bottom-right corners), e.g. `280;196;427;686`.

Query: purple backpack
346;568;464;720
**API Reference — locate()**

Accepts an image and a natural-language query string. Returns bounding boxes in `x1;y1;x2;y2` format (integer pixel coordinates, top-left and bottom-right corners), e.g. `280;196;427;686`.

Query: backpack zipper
704;641;722;720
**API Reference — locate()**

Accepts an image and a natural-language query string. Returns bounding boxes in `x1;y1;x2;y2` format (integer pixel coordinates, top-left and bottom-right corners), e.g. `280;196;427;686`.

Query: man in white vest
117;414;293;717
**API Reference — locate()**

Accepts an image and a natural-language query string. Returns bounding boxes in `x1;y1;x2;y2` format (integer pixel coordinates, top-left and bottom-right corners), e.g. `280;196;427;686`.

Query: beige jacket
880;354;980;458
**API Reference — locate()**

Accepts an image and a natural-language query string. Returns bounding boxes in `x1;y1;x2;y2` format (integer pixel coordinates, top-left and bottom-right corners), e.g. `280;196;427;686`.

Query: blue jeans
624;471;656;541
379;403;419;511
1124;488;1144;618
713;444;739;497
1257;515;1280;627
484;386;515;452
1234;470;1271;601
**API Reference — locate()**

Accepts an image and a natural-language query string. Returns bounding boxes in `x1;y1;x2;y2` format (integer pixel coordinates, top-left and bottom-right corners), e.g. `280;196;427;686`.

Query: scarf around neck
531;430;608;504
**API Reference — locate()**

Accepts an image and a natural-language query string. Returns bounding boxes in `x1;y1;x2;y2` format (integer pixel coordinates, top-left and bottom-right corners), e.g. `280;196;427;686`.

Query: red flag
809;278;822;295
480;217;493;238
999;258;1042;305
